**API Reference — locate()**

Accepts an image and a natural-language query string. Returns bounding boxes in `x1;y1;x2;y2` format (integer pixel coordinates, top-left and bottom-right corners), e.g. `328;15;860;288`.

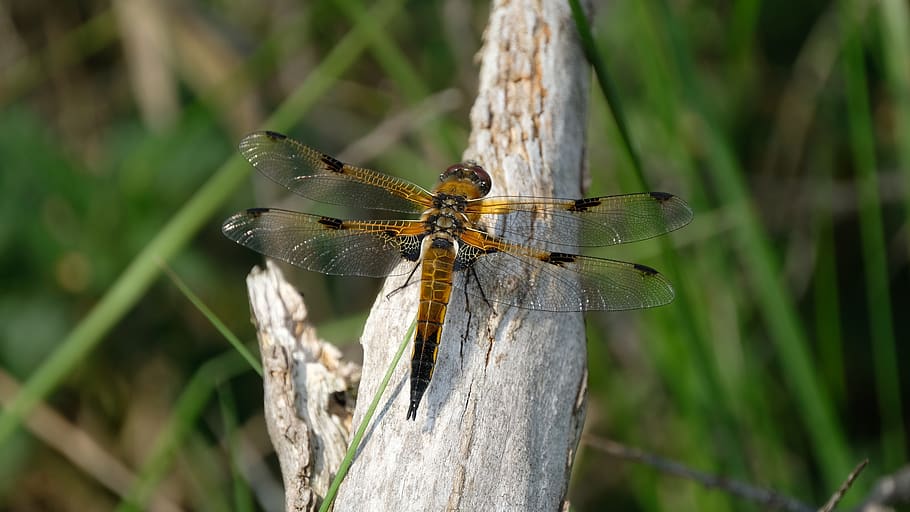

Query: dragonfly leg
385;262;421;301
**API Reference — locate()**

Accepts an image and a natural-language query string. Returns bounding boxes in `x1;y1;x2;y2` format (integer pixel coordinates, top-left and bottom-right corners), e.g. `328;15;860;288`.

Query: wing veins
222;208;424;277
466;192;693;249
239;131;434;213
456;228;674;311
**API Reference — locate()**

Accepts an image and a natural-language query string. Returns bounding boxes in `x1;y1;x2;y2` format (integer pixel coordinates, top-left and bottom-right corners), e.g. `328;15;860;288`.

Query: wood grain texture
247;262;359;511
334;0;592;509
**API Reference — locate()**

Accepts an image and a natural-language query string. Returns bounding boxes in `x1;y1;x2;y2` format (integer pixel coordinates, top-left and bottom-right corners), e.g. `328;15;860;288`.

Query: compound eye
442;163;464;178
440;162;492;197
469;164;492;196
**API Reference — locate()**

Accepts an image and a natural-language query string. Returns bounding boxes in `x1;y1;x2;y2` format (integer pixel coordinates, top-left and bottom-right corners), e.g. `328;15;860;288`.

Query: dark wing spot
567;198;602;212
246;207;270;217
321;154;344;173
649;191;674;202
633;263;659;276
263;131;287;140
470;164;492;196
317;216;344;230
544;252;577;266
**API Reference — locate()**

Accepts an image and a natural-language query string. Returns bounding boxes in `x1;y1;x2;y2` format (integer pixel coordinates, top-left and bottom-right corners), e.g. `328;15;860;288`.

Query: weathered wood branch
247;262;359;511
333;0;592;509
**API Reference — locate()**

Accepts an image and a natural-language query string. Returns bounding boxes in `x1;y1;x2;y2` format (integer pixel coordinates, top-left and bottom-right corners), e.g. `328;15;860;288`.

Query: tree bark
247;262;359;511
333;0;592;510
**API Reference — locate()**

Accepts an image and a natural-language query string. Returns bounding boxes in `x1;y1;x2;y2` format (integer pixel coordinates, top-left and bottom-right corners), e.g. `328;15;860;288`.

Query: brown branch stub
246;261;359;511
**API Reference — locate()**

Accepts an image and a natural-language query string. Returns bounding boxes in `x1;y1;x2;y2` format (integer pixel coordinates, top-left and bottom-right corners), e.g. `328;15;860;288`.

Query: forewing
467;192;692;249
456;229;674;312
222;208;424;277
239;131;433;213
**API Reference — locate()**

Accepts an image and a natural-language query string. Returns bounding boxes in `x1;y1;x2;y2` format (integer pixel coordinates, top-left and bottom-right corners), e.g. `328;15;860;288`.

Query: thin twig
583;435;816;512
819;459;868;512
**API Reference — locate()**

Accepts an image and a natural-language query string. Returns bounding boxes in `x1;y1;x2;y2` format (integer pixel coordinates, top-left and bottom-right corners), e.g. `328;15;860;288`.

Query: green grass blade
217;387;255;512
115;351;250;511
0;152;248;447
161;263;262;376
576;3;752;488
335;0;428;102
878;0;910;257
812;157;846;405
651;0;853;489
840;0;906;468
727;0;760;82
334;0;461;156
261;0;406;132
0;0;407;448
569;0;644;182
319;316;416;512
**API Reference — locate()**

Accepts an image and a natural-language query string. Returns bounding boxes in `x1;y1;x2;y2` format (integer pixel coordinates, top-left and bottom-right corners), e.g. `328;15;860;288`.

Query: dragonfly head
440;162;492;198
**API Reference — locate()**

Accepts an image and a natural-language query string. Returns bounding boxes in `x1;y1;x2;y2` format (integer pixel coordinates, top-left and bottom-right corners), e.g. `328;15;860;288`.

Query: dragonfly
222;131;693;420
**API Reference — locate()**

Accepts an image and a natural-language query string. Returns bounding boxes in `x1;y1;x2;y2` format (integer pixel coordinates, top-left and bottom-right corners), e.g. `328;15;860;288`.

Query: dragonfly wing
222;208;424;277
456;229;674;311
240;131;433;213
467;192;692;249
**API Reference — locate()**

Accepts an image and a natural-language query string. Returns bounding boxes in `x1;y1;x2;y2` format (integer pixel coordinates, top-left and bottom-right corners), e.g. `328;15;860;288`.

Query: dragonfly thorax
422;207;467;237
431;192;468;211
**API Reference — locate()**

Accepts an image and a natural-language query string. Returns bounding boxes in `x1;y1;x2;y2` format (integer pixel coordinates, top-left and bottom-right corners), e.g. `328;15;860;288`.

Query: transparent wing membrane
222;208;423;277
455;229;674;312
469;192;692;249
239;131;433;213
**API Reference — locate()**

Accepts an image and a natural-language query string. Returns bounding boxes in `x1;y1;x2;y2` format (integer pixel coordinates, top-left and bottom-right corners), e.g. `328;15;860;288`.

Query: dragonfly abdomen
407;238;457;420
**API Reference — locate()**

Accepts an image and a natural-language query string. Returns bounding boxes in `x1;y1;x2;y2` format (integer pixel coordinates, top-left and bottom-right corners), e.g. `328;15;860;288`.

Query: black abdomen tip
406;400;419;420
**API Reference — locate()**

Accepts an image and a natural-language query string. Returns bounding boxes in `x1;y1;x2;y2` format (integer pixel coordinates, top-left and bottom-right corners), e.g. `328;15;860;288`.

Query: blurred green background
0;0;907;510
